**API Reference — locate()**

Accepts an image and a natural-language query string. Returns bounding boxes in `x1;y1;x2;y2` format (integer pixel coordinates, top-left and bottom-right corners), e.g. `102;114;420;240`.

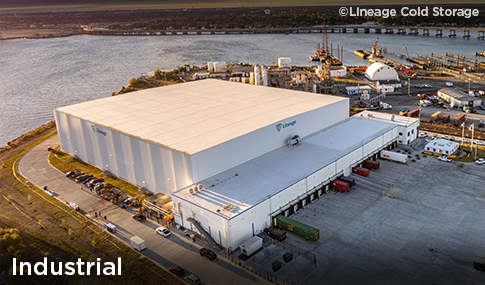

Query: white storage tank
207;61;215;72
278;57;291;69
254;65;261;85
262;66;268;86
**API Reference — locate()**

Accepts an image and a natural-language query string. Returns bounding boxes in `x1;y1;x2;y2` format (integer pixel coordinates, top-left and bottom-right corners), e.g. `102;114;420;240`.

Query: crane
371;37;379;56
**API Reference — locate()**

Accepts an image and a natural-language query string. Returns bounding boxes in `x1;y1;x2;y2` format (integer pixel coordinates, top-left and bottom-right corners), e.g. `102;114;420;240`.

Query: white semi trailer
380;150;408;163
239;236;263;257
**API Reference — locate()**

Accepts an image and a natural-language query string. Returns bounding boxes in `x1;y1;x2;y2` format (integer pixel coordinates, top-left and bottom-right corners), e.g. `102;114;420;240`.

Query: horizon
1;1;485;14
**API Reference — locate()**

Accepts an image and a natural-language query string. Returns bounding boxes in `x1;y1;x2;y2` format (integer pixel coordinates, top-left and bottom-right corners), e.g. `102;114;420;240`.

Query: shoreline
0;28;83;40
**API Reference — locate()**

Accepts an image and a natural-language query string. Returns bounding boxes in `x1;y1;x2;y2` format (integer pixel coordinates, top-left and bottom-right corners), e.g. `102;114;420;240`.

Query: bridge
85;25;485;39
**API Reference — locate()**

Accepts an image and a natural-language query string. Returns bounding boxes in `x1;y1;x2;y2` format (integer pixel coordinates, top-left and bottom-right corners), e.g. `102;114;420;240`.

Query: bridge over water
86;25;485;39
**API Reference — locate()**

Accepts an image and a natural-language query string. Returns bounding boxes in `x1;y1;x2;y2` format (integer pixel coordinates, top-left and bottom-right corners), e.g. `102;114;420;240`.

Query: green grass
453;144;485;162
48;147;143;198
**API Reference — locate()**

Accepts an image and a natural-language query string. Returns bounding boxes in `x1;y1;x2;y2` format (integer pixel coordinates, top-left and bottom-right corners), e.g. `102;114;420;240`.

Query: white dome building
365;62;399;81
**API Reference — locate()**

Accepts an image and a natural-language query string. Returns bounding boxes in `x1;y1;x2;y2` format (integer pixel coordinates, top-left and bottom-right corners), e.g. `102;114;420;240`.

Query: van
184;274;200;285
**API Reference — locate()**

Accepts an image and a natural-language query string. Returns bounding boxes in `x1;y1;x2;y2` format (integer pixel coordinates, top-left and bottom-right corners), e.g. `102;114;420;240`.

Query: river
1;32;484;146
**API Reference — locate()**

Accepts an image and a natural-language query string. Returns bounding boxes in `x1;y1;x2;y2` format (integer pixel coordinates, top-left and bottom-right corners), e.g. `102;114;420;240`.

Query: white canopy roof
365;62;399;81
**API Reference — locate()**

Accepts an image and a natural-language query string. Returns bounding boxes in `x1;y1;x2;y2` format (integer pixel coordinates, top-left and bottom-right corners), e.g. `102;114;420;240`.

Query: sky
1;0;484;13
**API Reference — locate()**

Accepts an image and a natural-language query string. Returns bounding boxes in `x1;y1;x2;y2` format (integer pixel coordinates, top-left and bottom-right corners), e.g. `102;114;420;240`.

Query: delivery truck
130;236;146;251
239;236;263;257
380;150;408;163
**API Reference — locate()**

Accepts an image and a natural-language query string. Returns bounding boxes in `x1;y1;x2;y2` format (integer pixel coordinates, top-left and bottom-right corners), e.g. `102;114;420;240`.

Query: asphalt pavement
18;135;267;285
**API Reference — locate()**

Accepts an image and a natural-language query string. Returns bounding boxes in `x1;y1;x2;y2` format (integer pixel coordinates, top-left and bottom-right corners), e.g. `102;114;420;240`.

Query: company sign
91;125;107;136
275;120;296;132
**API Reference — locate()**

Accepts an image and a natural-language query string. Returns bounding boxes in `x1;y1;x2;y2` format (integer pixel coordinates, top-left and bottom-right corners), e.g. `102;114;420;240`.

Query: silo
262;66;268;86
254;65;261;85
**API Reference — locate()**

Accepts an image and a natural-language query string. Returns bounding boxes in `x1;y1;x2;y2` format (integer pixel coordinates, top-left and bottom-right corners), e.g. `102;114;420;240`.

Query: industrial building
437;88;482;108
424;139;459;155
54;79;419;250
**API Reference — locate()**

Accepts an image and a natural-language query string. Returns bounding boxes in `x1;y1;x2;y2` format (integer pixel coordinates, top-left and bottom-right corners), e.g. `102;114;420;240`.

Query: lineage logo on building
91;125;107;136
275;120;296;132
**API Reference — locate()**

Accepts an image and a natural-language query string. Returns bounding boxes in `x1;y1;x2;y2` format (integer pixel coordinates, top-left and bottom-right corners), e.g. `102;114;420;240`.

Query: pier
84;25;485;40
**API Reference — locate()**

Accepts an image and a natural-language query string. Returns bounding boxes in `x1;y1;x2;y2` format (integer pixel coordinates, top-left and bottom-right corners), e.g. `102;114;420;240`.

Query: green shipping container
275;215;319;241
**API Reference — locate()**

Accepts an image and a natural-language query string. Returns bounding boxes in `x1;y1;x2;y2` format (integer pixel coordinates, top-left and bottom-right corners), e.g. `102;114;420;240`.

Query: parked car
156;226;171;238
87;178;104;188
438;156;452;162
476;158;485;165
75;174;93;183
199;248;217;261
184;274;200;285
93;182;105;192
169;265;185;276
132;213;146;222
69;202;80;211
65;169;81;178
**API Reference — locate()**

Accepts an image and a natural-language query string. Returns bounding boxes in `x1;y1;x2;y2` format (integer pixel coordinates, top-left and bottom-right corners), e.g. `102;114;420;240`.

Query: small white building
376;82;394;94
278;57;291;69
330;65;347;78
437;88;482;108
424;139;459;156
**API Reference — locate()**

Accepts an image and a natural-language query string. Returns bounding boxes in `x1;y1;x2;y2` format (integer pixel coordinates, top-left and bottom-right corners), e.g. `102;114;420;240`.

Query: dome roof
365;62;398;81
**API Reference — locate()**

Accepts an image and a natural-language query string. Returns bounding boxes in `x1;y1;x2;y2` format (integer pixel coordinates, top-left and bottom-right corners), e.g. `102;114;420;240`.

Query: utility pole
470;123;475;153
461;122;465;148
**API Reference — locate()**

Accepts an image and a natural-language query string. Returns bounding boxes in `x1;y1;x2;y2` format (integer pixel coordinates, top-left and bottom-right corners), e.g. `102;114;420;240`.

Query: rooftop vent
287;135;302;147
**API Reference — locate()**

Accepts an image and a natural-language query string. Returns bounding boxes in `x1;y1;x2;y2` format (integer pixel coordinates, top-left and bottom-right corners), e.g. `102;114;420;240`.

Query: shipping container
364;160;380;170
454;114;466;126
332;180;350;192
442;114;450;123
430;111;442;122
407;109;420;117
338;176;355;187
380;150;408;163
275;215;319;241
353;167;370;177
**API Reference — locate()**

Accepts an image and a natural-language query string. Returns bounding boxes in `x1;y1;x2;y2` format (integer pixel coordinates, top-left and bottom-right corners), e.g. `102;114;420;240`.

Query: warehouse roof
357;111;419;127
438;88;480;101
173;115;397;218
56;79;346;155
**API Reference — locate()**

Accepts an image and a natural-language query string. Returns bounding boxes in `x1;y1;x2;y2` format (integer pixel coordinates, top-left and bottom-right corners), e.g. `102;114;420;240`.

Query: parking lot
278;147;485;284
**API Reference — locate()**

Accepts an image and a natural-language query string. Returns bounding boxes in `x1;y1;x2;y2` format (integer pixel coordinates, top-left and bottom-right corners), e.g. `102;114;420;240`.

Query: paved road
18;136;267;285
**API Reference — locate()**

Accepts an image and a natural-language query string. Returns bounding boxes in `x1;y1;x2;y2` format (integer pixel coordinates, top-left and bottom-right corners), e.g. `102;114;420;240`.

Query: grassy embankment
0;123;183;285
48;147;143;199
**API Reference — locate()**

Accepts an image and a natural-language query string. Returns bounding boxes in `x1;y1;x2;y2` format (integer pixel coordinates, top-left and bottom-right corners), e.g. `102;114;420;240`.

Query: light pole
461;122;465;148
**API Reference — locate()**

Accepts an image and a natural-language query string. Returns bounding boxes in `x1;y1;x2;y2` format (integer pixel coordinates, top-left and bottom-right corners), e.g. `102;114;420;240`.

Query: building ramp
186;217;223;250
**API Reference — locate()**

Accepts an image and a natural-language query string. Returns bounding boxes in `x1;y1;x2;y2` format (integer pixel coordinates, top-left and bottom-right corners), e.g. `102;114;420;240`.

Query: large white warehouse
54;79;419;250
54;79;348;196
